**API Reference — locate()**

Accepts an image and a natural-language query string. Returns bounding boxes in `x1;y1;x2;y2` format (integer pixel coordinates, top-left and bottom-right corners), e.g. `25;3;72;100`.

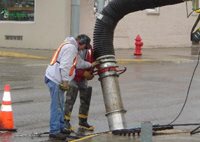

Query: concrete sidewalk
115;47;197;64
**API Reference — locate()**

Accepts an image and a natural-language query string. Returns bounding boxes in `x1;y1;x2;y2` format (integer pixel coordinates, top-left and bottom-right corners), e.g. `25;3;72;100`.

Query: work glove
91;61;99;68
59;81;70;91
83;71;94;80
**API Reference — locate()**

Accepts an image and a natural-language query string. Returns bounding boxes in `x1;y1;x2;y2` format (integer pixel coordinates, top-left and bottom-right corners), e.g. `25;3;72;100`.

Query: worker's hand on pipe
59;81;69;91
91;61;99;68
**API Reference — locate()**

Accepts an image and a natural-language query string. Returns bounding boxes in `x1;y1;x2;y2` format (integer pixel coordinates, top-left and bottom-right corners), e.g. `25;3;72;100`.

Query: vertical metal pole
70;0;80;37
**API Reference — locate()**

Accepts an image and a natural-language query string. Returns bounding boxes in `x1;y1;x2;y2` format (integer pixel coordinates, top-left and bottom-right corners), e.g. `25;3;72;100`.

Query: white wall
0;0;71;49
0;0;196;50
80;1;196;49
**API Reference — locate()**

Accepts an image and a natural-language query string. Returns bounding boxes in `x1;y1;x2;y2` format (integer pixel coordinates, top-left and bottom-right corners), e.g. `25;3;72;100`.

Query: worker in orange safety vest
45;34;96;140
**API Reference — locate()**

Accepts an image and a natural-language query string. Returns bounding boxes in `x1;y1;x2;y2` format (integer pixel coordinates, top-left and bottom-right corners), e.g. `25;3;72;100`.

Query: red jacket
74;46;94;82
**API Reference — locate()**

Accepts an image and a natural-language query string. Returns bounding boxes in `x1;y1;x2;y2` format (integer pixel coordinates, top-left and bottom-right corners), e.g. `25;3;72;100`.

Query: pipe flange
105;109;127;116
96;55;115;61
99;62;117;69
99;71;118;80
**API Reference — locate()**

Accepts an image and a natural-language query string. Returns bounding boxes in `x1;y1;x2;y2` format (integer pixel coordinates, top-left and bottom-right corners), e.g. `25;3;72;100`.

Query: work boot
79;118;95;131
49;132;67;140
62;120;74;135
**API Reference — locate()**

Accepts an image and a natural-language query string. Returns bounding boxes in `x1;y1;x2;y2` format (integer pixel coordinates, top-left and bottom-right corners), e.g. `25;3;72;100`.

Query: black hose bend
93;0;184;59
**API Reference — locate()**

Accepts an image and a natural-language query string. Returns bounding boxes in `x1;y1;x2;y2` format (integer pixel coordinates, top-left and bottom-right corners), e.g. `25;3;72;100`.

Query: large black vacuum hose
93;0;184;59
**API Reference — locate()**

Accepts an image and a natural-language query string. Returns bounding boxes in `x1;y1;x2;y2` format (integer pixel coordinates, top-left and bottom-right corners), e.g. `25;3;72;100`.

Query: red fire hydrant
134;35;143;56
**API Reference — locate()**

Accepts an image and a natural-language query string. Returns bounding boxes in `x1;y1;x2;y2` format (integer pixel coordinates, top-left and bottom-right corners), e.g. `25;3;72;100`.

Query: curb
116;58;194;64
0;51;194;63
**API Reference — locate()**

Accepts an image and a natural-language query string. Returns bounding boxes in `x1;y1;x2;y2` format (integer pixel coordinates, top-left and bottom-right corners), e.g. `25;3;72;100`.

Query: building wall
0;0;197;50
0;0;71;49
80;1;197;49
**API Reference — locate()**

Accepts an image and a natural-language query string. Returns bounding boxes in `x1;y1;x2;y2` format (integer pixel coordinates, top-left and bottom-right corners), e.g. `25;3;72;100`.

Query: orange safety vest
50;41;78;76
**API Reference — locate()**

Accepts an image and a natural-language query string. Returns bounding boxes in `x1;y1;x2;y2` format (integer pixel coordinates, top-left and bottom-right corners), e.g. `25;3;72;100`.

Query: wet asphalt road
0;48;200;141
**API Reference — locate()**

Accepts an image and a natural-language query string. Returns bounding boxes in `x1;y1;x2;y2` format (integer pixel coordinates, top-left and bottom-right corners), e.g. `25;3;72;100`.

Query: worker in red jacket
64;34;95;134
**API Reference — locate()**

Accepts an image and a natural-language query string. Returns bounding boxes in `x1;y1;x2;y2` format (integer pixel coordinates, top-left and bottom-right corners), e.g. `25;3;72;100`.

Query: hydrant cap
135;35;142;41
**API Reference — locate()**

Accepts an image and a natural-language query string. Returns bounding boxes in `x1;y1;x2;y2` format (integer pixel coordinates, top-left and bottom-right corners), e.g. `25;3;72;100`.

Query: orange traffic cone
0;84;16;131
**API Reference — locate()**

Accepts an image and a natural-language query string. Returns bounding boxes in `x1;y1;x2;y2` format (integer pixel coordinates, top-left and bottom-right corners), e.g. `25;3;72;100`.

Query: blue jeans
45;76;65;134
